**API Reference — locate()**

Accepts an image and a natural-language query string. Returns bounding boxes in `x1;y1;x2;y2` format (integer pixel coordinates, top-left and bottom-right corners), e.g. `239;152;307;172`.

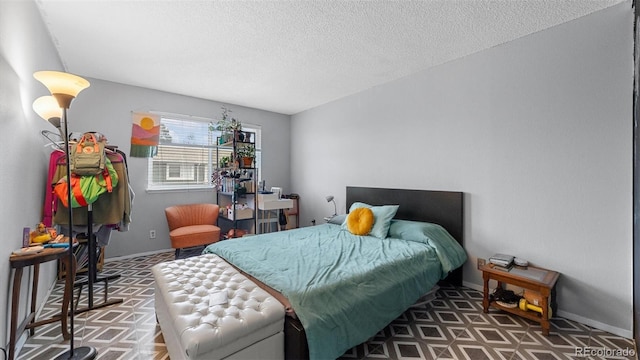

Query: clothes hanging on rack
43;133;126;313
43;149;66;227
50;150;131;242
114;147;135;231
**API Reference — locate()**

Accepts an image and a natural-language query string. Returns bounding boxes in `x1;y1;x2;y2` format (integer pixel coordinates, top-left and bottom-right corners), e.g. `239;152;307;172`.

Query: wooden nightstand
481;263;559;335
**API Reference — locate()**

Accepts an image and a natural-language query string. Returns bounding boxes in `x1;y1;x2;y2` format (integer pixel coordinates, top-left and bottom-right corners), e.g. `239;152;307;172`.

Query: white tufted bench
152;254;285;360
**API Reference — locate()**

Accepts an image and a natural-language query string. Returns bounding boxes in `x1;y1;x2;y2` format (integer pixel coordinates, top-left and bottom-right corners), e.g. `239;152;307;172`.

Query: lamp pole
56;107;96;360
34;70;97;360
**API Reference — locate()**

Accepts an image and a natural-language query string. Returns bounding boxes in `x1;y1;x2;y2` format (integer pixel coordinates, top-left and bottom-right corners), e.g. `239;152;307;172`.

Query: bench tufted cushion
152;254;285;359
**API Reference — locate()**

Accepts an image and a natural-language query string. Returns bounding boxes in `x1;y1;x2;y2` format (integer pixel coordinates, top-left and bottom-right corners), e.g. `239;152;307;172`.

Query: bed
202;186;467;359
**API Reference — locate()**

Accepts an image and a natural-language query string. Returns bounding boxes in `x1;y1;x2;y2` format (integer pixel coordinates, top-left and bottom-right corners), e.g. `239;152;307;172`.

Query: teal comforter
204;221;466;360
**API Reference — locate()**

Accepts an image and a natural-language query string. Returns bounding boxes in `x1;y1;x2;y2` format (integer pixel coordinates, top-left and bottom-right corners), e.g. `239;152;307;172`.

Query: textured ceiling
36;0;625;115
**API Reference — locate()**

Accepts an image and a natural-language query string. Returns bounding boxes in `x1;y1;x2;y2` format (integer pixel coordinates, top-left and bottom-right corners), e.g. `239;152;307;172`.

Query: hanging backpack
70;132;106;176
53;156;119;208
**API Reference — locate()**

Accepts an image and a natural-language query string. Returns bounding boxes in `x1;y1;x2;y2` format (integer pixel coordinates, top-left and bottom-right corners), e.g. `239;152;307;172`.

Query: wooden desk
9;247;76;360
481;263;559;335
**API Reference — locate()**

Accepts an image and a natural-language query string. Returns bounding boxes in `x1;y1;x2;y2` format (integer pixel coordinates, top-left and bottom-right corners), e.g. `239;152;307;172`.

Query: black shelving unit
215;130;257;238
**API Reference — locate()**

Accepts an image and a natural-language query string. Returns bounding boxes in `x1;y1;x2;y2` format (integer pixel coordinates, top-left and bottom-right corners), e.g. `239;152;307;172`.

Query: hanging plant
211;168;227;191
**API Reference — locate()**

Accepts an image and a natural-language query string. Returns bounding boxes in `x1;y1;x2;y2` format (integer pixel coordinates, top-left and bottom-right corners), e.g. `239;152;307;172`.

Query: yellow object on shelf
29;223;52;244
519;298;552;317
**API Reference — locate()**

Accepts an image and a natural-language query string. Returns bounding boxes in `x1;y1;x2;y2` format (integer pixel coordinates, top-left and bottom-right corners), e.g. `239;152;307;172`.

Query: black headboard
346;186;464;285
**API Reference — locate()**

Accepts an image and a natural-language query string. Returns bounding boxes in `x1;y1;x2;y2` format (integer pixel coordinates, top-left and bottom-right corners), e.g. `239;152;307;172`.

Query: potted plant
236;145;255;168
219;155;231;168
211;106;241;144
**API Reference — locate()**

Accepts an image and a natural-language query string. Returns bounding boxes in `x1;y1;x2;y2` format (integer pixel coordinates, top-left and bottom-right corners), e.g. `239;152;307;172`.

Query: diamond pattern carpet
16;251;637;360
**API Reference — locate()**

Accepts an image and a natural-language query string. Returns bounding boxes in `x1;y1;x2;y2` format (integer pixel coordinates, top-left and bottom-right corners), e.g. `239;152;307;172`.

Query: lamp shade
33;71;90;108
32;96;62;128
326;195;334;202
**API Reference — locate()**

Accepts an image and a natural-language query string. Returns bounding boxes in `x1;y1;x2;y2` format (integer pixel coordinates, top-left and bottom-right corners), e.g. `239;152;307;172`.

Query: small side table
9;247;76;360
481;263;559;335
257;198;293;233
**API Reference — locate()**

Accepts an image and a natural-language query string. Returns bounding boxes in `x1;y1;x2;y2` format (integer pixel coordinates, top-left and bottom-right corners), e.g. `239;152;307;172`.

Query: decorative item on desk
34;70;97;360
29;222;52;244
23;227;31;247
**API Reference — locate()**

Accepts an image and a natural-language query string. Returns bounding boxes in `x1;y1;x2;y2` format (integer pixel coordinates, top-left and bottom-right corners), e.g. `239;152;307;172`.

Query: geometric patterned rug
16;251;638;360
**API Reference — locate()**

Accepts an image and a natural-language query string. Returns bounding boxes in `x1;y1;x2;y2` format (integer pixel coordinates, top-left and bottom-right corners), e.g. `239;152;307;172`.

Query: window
166;163;194;181
147;113;261;191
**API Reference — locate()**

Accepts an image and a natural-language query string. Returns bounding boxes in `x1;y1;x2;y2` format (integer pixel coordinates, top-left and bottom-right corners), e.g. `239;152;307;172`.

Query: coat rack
72;204;123;314
41;132;123;313
73;144;124;313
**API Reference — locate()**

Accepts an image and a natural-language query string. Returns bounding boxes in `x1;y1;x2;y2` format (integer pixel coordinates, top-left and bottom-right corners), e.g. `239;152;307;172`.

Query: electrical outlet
149;230;156;239
477;258;486;269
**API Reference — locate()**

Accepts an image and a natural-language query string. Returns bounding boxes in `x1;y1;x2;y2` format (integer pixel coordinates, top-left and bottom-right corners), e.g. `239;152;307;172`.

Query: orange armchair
165;203;221;259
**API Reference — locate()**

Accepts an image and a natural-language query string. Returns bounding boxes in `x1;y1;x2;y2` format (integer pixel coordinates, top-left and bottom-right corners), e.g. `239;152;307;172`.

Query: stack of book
489;253;514;271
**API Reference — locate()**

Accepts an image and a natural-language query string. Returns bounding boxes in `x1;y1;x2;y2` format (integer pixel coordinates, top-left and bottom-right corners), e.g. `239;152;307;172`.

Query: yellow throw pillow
346;207;374;236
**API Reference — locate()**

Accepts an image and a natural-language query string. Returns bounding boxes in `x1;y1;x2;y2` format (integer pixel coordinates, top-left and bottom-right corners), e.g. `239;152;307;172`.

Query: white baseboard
556;310;633;339
461;281;632;339
463;280;483;292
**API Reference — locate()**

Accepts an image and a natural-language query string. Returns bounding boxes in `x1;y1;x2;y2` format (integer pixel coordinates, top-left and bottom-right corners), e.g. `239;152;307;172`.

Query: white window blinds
147;114;261;191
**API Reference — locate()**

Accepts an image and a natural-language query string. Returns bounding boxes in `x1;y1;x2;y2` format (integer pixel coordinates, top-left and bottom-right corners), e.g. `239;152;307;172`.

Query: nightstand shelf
481;263;559;335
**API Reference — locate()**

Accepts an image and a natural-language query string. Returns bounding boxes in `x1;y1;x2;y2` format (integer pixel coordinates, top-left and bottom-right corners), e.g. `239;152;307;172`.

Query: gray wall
67;79;291;258
291;2;633;337
0;0;66;348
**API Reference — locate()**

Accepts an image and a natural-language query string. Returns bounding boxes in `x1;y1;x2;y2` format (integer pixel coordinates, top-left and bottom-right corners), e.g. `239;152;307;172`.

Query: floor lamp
33;71;97;360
